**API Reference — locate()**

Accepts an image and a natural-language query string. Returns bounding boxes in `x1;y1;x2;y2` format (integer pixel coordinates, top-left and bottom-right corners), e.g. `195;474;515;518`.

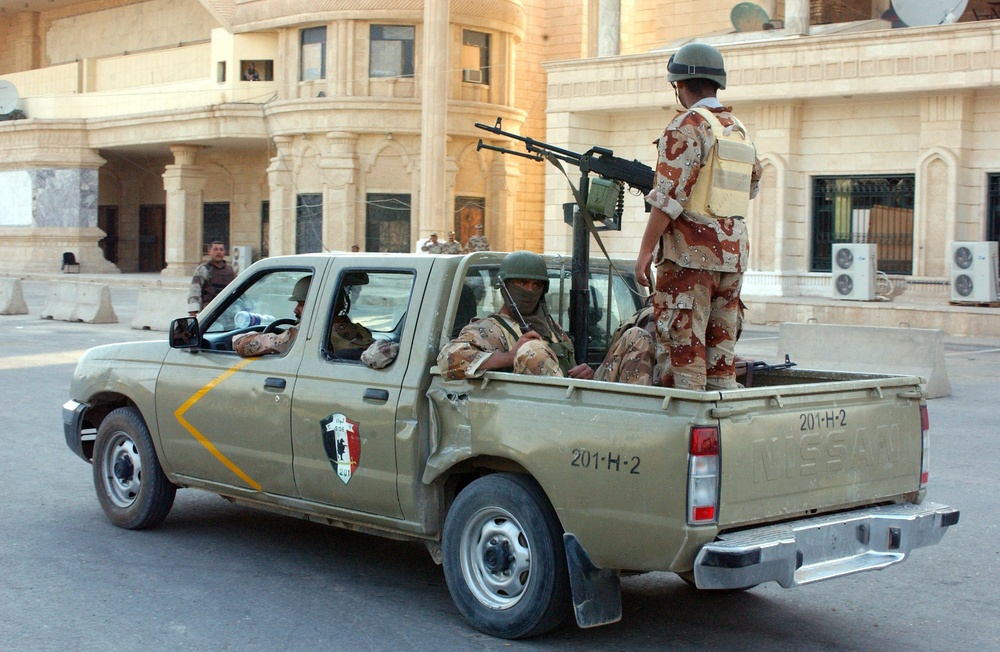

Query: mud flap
563;533;622;628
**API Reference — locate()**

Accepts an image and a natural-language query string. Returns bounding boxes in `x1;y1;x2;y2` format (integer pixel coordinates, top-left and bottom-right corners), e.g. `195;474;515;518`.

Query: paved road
1;281;997;650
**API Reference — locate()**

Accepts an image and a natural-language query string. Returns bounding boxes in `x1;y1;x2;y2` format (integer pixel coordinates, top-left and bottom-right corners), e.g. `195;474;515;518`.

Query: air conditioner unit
462;68;483;83
231;245;253;276
830;243;877;300
949;241;998;303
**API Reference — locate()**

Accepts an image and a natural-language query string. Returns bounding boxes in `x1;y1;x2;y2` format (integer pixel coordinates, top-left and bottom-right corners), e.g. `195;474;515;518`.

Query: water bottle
234;311;272;328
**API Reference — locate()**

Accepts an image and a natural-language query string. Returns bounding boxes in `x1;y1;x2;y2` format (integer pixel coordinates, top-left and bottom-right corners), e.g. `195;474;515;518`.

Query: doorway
138;205;166;272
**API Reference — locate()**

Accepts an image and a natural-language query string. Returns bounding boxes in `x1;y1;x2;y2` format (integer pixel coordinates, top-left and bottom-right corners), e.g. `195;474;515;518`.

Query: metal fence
811;175;915;274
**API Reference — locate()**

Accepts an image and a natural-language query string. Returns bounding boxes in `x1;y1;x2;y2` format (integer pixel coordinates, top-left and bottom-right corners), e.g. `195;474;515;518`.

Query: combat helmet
499;250;549;289
667;43;727;90
289;275;312;302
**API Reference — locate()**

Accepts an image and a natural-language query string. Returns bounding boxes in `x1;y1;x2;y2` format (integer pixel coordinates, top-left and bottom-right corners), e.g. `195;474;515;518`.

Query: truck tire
442;473;571;639
92;406;176;530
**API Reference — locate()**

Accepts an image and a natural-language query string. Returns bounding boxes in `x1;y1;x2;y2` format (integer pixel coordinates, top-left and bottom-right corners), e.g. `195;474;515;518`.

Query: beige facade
543;0;1000;299
0;0;563;275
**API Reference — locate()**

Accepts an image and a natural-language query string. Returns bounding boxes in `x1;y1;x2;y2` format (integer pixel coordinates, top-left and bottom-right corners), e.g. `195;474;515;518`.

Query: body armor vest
204;264;236;304
685;107;757;218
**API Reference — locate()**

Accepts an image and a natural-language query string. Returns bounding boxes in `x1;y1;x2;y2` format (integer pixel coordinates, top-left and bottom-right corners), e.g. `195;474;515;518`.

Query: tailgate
714;377;924;529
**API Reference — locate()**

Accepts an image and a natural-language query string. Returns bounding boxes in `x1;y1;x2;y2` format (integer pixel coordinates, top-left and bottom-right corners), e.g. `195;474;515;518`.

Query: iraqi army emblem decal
321;413;360;485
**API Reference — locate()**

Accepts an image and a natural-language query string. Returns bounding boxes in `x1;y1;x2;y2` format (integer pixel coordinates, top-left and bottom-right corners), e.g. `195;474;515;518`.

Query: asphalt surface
1;280;997;651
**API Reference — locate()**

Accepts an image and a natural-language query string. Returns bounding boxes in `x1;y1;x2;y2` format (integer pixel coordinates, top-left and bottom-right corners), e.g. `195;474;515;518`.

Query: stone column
14;12;40;72
915;94;971;277
267;136;296;256
785;0;810;36
490;154;520;251
419;0;449;238
161;145;208;277
597;0;621;57
320;132;359;250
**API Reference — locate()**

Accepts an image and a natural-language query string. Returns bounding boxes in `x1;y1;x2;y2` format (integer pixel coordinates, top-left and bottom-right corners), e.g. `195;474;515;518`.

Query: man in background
464;224;490;252
188;241;236;315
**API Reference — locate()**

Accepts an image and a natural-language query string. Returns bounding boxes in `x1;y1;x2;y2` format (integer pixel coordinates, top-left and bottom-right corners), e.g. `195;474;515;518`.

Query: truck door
155;266;316;496
290;262;425;518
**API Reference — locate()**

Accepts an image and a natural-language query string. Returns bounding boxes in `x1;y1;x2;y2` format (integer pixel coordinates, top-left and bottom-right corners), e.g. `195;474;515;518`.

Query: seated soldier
596;300;750;387
233;275;310;357
437;251;594;381
329;274;375;355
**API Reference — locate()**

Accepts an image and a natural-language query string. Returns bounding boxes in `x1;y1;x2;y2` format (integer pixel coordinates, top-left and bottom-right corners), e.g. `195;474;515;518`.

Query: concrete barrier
131;288;190;331
777;323;951;399
40;281;118;323
0;278;29;315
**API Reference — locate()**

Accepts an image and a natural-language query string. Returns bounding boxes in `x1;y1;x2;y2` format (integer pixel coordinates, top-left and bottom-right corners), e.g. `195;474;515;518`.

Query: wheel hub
482;539;514;574
113;455;134;484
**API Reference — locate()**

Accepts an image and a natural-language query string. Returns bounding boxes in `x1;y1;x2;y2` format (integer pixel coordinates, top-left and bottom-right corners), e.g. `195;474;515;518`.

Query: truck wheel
442;473;571;639
92;407;176;530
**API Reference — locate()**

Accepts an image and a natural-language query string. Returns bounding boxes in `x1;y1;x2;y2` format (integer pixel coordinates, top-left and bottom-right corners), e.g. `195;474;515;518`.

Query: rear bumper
693;502;960;590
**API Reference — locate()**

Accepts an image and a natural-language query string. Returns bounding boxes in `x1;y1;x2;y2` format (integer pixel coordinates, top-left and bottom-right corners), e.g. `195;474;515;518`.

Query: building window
300;26;327;81
988;174;1000;244
366;193;411;253
217;61;226;83
370;25;414;78
811;175;915;274
203;202;231;254
461;30;490;84
241;60;273;82
296;194;323;253
454;196;485;246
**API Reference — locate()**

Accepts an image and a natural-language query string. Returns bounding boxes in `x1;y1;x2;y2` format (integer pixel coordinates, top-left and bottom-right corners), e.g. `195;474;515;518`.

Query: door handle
363;388;389;402
264;377;286;390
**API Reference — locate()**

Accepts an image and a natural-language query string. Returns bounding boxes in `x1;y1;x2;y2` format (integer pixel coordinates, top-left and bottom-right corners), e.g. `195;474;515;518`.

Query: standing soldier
464;224;490;252
421;233;443;254
634;43;761;391
188;241;236;315
441;231;464;254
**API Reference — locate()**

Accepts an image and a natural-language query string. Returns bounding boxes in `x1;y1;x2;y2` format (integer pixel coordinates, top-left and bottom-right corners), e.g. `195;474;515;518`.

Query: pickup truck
63;251;959;639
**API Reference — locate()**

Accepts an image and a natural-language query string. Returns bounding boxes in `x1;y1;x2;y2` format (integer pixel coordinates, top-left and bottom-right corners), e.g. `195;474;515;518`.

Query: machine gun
475;118;654;229
475;117;655;364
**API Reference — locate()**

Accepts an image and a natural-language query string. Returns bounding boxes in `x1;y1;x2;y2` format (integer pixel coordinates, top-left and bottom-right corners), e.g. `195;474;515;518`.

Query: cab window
323;269;414;363
201;269;312;351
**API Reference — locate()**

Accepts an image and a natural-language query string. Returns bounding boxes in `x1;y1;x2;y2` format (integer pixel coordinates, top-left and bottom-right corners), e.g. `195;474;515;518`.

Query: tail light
688;426;720;525
920;404;930;489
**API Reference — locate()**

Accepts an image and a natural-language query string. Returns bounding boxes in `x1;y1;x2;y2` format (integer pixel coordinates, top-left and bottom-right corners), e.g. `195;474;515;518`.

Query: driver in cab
232;276;310;357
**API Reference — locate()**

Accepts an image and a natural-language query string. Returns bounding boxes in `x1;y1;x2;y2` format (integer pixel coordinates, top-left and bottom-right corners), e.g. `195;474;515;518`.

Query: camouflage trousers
512;339;564;377
595;327;656;385
653;259;742;391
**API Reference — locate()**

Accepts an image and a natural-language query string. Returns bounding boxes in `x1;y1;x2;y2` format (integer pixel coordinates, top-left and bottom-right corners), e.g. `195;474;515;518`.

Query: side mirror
170;317;201;349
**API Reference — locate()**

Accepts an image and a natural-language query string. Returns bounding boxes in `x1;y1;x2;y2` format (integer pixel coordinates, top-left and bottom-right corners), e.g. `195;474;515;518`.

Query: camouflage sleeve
187;264;209;312
644;113;711;219
232;326;297;357
436;318;514;380
749;157;763;200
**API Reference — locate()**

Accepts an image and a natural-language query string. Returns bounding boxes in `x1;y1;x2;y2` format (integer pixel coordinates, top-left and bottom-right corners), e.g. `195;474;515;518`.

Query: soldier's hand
567;363;594;380
634;252;653;289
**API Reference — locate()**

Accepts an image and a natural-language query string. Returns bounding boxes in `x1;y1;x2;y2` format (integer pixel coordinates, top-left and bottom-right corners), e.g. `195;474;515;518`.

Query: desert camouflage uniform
421;240;444;254
232;326;297;357
595;306;659;385
440;240;464;255
437;314;570;380
360;340;400;369
187;261;236;312
645;101;761;391
329;316;375;352
464;235;490;252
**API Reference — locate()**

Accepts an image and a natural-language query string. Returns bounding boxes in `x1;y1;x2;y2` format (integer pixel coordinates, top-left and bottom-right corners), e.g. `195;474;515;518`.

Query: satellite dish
731;2;770;32
890;0;968;27
0;80;19;116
